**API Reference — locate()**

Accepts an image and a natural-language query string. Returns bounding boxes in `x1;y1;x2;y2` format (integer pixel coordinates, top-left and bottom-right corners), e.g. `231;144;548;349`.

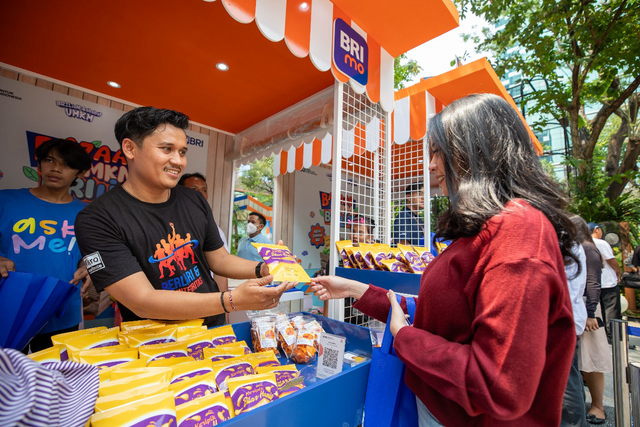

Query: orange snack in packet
227;373;278;415
139;341;189;364
209;325;237;347
27;346;61;364
291;331;317;364
176;390;234;426
250;315;278;353
251;243;311;283
275;316;297;358
170;360;213;384
257;364;305;397
170;371;218;406
211;355;255;391
91;391;176;427
94;383;170;412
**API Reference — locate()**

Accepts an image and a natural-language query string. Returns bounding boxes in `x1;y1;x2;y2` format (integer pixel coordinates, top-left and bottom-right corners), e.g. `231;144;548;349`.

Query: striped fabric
0;348;99;427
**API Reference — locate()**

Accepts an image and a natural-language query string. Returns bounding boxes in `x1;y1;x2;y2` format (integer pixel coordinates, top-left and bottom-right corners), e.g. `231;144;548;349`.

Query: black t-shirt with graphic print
76;184;224;327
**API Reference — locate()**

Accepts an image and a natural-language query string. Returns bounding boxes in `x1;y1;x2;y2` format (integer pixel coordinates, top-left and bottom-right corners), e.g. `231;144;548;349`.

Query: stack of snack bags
335;240;436;274
26;317;310;426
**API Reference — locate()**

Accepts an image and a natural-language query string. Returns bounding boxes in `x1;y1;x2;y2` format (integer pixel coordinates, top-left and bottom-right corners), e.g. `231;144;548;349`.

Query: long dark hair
568;213;603;267
429;93;578;265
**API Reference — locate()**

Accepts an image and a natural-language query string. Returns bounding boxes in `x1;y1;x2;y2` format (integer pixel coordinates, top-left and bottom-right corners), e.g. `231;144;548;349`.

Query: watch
255;261;264;278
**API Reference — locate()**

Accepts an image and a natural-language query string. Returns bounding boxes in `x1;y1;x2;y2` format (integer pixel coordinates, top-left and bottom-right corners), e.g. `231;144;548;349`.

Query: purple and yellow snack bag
180;330;214;361
91;391;176;427
379;259;412;273
211;355;255;391
64;327;120;361
170;371;218;406
370;244;391;269
246;351;280;370
94;383;170;412
227;373;278;415
99;370;172;397
27;346;61;364
139;341;189;364
209;325;237;347
176;326;208;341
203;346;246;363
77;346;139;368
251;243;311;283
216;340;251;354
170;360;213;384
110;367;173;382
120;319;164;332
412;246;436;266
125;326;179;347
257;364;305;397
165;319;205;328
176;390;233;427
398;244;426;274
334;240;354;268
148;356;196;368
51;326;107;361
99;359;147;383
351;244;375;270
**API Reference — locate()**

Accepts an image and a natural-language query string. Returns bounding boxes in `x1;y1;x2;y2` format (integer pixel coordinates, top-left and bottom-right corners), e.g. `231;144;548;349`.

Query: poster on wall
0;76;209;202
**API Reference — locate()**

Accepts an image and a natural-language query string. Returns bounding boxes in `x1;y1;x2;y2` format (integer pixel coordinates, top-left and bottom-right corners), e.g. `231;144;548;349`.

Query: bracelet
220;291;229;313
255;261;264;278
228;290;237;312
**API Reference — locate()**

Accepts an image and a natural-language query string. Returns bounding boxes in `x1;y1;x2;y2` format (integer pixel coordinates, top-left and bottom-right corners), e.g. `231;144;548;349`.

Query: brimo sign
332;18;368;86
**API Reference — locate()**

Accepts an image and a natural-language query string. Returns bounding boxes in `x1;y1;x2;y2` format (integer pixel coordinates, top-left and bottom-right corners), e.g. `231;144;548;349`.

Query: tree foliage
456;0;640;201
236;156;274;206
394;53;422;89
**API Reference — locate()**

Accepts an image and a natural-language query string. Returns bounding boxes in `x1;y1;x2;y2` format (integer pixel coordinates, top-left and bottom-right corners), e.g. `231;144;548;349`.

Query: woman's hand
388;290;409;337
232;275;297;311
585;317;599;332
309;276;368;301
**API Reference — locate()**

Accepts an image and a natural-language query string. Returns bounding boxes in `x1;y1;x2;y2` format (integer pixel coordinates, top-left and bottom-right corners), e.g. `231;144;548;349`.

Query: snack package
257;364;305;397
170;360;213;384
412;246;436;266
209;325;237;347
379;259;412;273
370;244;391;269
99;359;147;383
176;390;234;427
210;355;255;391
94;383;170;412
98;370;172;397
203;346;246;363
350;244;374;270
251;243;311;283
76;346;139;369
148;356;196;368
181;330;213;361
275;316;297;358
227;373;278;415
334;240;354;268
343;245;362;269
165;319;205;328
63;327;120;361
125;325;179;347
217;340;251;355
139;341;189;364
250;316;278;353
109;367;173;382
169;371;218;406
119;319;164;332
398;244;426;274
91;391;176;427
51;326;107;361
246;351;280;370
176;326;208;341
27;345;61;364
290;331;317;364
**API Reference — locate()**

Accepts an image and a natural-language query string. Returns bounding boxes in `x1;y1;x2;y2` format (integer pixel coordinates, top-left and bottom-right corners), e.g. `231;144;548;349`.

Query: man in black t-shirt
76;107;294;326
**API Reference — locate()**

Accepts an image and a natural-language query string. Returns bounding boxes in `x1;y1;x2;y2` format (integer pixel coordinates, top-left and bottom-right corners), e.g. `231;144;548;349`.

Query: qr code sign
316;332;346;379
322;347;340;370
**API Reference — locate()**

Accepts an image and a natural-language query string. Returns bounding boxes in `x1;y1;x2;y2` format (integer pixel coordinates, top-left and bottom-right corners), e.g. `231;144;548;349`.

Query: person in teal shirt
236;211;272;262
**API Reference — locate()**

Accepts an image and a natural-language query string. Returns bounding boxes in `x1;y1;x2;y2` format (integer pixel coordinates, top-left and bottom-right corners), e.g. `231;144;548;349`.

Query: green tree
236;156;274;206
394;53;422;89
456;0;640;201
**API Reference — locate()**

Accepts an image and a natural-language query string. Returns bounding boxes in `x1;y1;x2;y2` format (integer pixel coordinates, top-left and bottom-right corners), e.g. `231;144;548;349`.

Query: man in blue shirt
0;138;92;352
392;183;425;246
236;211;273;262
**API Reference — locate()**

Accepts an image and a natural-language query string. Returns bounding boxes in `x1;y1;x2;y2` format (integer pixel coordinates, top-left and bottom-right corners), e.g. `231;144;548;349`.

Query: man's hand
232;275;297;311
585;317;599;333
0;256;15;278
71;264;93;296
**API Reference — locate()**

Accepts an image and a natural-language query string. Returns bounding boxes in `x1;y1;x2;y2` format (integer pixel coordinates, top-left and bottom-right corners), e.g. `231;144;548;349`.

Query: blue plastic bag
364;295;418;427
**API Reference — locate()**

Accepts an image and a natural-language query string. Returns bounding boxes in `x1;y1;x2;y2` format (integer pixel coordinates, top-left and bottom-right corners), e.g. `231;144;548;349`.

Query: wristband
255;261;264;278
220;291;229;313
228;290;237;312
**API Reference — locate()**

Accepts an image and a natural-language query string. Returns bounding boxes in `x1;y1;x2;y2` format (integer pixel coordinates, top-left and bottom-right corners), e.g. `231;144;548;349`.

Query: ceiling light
107;81;121;88
299;2;310;11
203;0;216;2
216;62;229;71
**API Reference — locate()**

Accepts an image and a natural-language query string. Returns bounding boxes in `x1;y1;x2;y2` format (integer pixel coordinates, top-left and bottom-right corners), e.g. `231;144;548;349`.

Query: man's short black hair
114;106;189;147
35;138;91;172
249;211;267;226
405;183;424;198
178;172;207;186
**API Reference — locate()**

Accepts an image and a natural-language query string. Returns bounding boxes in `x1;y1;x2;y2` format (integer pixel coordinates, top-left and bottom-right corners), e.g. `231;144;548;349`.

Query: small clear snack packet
227;373;278;415
251;243;311;283
176;390;234;426
290;331;317;364
250;316;278;353
275;317;297;358
169;371;218;406
90;391;177;427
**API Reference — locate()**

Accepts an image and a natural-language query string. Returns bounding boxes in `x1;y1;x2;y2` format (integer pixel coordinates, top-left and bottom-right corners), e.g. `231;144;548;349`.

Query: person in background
75;107;295;328
236;211;272;262
392;183;425;246
351;214;375;244
178;172;229;306
0;138;92;352
311;94;577;426
589;222;621;343
578;218;611;425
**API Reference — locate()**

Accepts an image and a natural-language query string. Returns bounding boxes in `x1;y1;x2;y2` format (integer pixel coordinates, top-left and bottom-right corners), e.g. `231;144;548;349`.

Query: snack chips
412;246;436;266
27;346;61;364
181;330;214;361
210;355;255;391
51;326;107;361
246;351;280;370
290;331;317;364
94;383;170;412
91;391;176;427
170;371;218;406
398;244;426;274
63;327;120;361
76;346;139;368
99;359;147;383
176;390;233;427
257;364;305;397
148;356;196;368
209;325;237;347
98;370;172;397
251;243;311;283
227;373;278;415
170;360;214;384
139;341;189;364
335;240;354;268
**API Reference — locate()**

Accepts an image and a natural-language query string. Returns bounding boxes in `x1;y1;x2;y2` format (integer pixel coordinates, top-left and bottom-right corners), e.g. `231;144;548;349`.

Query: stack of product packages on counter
25;314;325;426
335;241;435;274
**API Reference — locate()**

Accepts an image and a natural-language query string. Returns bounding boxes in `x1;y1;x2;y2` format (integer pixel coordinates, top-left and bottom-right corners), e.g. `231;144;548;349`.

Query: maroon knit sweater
354;200;575;426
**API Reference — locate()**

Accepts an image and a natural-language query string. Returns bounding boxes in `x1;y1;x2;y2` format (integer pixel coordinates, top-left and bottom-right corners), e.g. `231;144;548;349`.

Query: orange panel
409;92;427;141
280;150;289;176
341;149;374;178
222;0;257;22
354;123;366;155
330;5;351;83
312;138;323;165
295;144;305;171
366;37;381;104
285;0;311;57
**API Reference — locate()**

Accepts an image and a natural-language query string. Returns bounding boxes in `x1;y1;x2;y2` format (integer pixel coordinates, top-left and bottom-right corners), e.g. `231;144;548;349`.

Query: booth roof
0;0;458;135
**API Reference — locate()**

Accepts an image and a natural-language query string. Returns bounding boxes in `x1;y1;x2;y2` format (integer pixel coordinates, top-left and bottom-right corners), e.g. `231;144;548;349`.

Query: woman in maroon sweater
311;94;578;426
